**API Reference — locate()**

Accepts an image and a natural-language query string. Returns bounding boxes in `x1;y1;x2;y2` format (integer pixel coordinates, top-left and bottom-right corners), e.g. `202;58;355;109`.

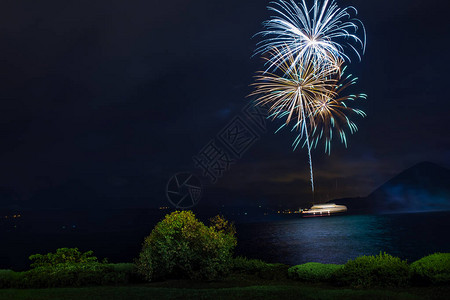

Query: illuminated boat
301;203;347;217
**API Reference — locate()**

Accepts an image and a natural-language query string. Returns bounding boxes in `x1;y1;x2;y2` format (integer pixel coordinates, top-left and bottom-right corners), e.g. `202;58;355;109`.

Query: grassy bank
1;274;449;300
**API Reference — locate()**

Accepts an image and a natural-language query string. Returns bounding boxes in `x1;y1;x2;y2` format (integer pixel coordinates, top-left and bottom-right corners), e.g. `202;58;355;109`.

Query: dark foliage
1;247;143;289
332;252;410;288
410;253;450;285
231;257;289;280
29;248;100;268
0;263;143;289
136;211;237;281
288;262;342;282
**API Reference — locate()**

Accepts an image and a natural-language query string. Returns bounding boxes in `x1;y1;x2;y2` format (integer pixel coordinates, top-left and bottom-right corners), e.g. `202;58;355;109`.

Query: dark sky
0;0;449;210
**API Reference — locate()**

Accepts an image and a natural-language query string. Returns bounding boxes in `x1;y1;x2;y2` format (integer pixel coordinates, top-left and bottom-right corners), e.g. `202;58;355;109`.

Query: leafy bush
231;256;270;273
107;263;145;284
0;270;17;288
231;257;289;280
0;263;142;289
22;263;121;288
29;248;100;268
136;211;237;281
0;270;14;283
15;248;129;287
0;247;143;288
333;252;410;288
410;253;450;285
288;263;342;282
209;215;236;236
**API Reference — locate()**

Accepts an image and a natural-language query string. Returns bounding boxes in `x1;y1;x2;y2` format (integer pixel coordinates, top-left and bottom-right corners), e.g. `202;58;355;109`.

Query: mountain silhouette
331;162;450;213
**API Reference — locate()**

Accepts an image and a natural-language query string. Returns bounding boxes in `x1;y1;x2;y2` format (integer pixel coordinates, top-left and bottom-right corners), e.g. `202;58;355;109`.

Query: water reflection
235;212;450;265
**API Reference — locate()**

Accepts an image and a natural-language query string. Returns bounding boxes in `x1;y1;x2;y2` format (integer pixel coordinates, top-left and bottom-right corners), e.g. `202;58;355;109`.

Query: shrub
288;263;342;282
19;263;115;288
4;263;140;288
136;211;237;281
209;215;236;236
232;256;268;273
108;263;135;273
16;248;130;288
410;253;450;285
0;270;15;288
332;252;410;288
231;257;289;280
107;263;145;284
1;247;142;288
29;248;100;268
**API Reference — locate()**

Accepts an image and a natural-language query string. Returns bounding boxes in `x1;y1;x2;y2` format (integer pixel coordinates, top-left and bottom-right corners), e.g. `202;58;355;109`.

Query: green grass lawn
1;274;449;300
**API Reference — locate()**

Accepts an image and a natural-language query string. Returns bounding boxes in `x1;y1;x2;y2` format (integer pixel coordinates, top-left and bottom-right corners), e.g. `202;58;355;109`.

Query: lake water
235;211;450;265
2;211;450;270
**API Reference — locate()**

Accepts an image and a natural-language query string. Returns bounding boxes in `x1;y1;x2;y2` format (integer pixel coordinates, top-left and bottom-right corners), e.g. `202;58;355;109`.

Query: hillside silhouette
332;162;450;213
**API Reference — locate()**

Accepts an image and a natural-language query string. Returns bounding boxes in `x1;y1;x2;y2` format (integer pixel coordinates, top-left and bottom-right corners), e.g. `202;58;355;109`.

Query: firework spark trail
250;48;337;191
302;105;315;192
309;67;367;154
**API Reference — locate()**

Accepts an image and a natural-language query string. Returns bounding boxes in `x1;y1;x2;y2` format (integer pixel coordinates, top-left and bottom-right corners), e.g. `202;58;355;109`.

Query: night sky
0;0;449;210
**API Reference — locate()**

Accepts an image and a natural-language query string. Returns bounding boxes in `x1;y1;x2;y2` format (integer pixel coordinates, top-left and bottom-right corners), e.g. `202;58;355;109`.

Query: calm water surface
2;211;450;270
235;211;450;265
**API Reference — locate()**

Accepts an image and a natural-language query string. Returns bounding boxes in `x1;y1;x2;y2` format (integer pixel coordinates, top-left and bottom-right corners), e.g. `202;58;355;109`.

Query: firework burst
250;47;340;191
250;48;338;133
251;0;367;193
250;48;365;190
306;67;366;154
255;0;366;72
